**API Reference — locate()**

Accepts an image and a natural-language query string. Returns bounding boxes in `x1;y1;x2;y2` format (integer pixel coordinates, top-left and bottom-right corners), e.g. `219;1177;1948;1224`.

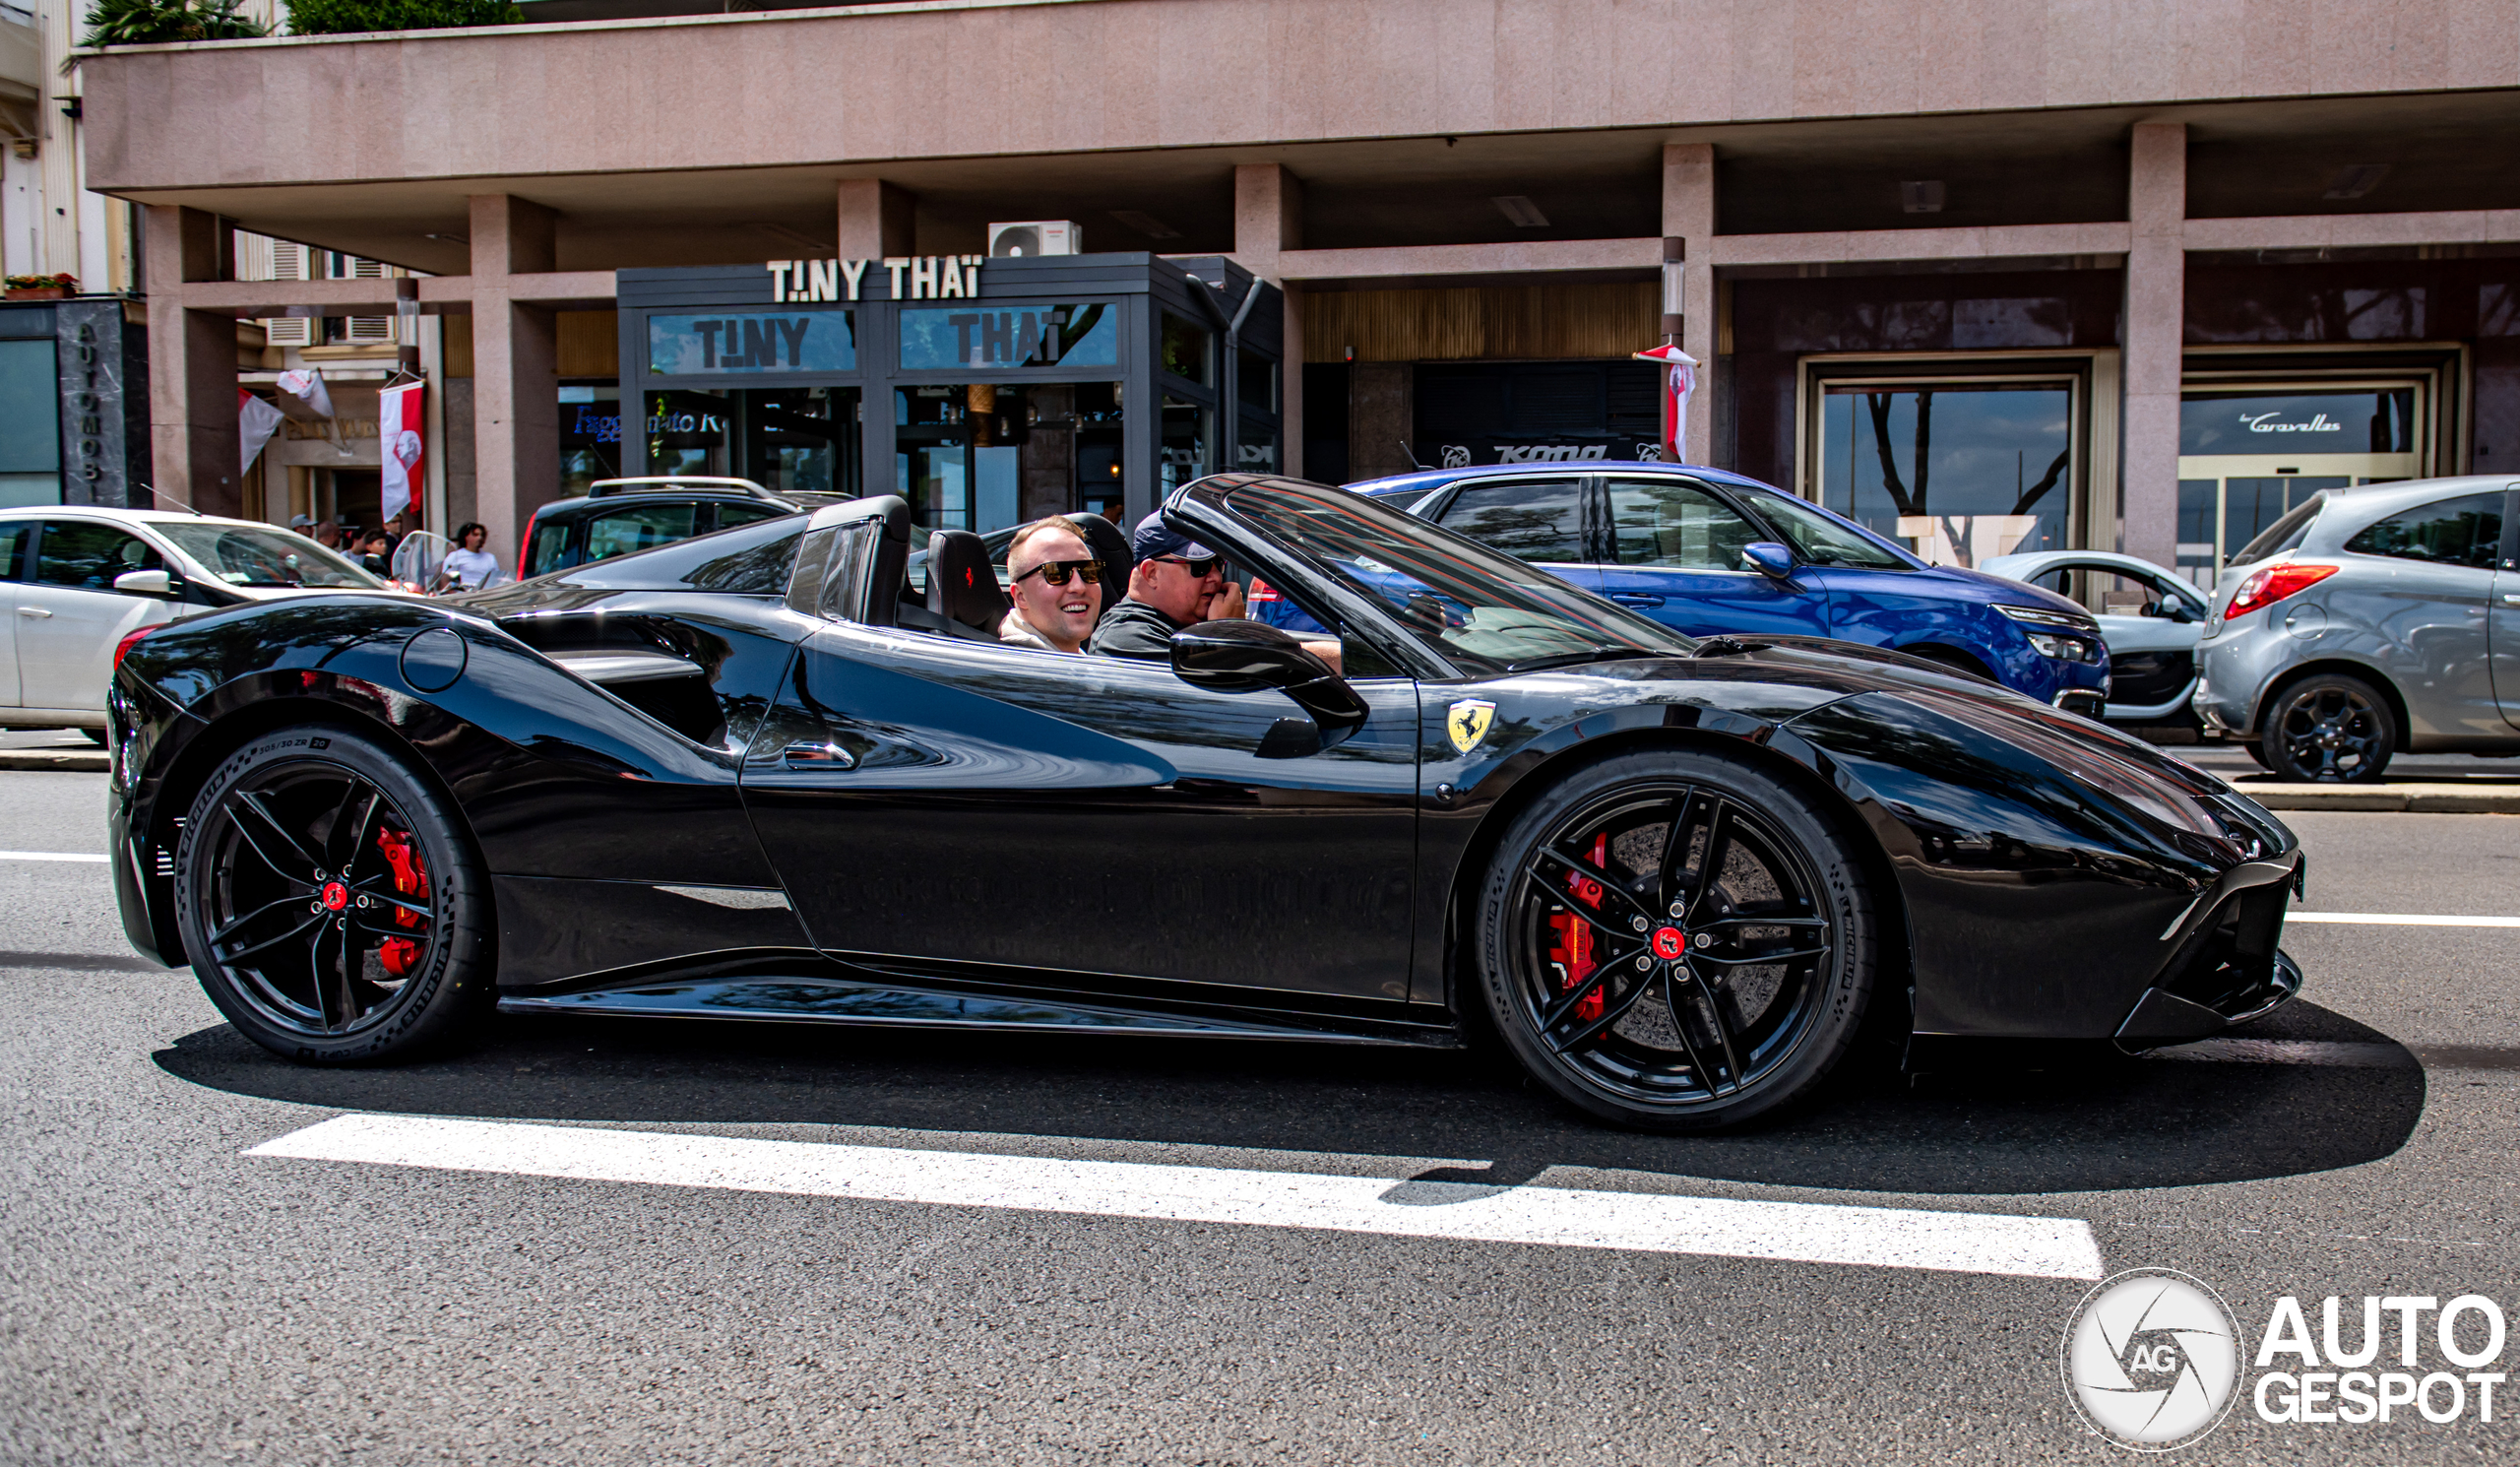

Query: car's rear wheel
1473;749;1875;1130
2261;673;2394;783
173;726;494;1063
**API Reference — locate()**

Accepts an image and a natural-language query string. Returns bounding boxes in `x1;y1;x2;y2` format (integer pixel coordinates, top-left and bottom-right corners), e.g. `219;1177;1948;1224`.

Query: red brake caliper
1544;832;1610;1022
374;826;429;979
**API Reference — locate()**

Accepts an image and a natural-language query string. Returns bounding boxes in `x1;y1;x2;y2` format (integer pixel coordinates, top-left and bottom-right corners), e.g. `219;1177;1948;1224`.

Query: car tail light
517;507;542;581
2222;562;2339;621
112;624;158;671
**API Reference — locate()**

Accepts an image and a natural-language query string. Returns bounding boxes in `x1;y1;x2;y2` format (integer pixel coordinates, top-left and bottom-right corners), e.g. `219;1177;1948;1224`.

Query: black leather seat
925;529;1011;639
1073;513;1133;624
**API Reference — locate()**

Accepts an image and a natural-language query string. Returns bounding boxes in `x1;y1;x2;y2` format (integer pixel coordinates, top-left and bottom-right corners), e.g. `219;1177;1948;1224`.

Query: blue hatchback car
1296;462;2110;713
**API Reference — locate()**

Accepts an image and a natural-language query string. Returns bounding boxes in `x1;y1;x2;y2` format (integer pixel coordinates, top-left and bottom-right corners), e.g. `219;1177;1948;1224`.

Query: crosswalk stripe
248;1114;2106;1281
2290;912;2520;926
0;850;108;863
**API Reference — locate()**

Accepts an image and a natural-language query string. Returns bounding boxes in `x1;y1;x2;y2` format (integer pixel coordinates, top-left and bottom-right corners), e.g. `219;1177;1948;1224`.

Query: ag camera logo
2062;1269;2241;1450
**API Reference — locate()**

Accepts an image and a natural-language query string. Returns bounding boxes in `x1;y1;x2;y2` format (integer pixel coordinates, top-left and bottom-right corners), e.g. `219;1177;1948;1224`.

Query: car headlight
2024;631;2102;663
1993;602;2103;634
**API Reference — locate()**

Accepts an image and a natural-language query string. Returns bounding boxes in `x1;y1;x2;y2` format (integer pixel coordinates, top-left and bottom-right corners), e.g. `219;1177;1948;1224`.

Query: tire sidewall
1473;748;1874;1131
2261;673;2395;784
172;725;491;1064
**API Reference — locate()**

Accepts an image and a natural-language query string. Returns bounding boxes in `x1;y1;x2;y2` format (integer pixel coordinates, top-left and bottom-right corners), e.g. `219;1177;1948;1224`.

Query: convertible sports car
104;477;2303;1130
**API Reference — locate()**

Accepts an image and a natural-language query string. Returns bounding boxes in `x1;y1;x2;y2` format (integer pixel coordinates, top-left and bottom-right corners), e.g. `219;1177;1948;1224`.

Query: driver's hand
1208;581;1247;621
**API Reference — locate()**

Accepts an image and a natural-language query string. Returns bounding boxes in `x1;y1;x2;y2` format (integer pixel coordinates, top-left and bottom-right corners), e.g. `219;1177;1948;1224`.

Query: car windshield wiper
1505;644;1669;672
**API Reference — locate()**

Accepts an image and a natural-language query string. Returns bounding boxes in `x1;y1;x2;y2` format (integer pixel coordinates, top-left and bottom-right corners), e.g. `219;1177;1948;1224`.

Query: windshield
1202;478;1695;674
155;524;383;589
1748;491;1915;570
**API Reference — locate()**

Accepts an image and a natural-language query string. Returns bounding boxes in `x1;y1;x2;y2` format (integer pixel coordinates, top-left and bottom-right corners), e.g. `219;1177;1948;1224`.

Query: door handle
17;606;50;618
782;739;855;768
1606;593;1666;608
2503;594;2520;606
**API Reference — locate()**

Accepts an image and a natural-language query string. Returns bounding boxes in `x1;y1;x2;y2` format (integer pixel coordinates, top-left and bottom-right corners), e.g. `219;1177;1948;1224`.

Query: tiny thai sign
765;256;985;303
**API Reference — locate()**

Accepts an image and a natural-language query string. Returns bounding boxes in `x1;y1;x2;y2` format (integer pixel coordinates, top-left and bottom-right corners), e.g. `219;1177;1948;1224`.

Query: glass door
2174;385;2426;587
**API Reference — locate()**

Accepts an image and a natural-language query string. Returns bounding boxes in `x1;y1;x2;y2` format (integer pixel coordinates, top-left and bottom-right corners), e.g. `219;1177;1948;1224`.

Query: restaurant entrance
2174;380;2432;586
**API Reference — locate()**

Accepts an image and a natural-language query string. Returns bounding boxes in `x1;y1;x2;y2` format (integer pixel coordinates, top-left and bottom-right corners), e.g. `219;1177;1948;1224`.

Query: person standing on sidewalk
438;523;500;592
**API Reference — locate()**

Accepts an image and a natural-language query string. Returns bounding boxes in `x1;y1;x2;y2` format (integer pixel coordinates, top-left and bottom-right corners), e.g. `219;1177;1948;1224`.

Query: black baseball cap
1131;511;1216;563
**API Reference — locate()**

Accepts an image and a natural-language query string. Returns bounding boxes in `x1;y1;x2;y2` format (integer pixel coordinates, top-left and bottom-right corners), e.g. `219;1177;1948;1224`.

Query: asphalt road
4;769;2516;1464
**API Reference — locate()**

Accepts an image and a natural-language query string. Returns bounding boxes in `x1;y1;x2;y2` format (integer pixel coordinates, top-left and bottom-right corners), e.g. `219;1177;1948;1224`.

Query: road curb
0;750;108;773
2232;781;2520;813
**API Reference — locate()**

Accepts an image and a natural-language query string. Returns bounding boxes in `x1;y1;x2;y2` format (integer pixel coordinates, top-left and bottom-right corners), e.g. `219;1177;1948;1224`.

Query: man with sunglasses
1084;514;1241;662
1087;513;1343;672
998;517;1104;654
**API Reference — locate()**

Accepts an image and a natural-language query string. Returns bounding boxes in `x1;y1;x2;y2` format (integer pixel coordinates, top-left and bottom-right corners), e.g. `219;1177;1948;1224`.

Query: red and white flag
378;380;425;526
1631;345;1698;463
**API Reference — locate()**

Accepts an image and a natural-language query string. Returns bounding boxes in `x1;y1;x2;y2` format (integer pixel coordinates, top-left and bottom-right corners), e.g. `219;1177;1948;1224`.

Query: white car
1979;548;2210;726
0;506;391;739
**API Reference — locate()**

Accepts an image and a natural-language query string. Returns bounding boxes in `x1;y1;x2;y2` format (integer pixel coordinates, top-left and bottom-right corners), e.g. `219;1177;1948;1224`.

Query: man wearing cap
1086;512;1339;673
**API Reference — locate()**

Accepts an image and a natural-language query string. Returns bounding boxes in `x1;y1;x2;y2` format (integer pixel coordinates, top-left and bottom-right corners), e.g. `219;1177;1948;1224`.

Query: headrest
925;529;1010;631
1073;513;1134;620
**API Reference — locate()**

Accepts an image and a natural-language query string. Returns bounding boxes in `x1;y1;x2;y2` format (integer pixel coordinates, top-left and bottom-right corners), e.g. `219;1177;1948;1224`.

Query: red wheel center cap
320;881;349;912
1651;925;1686;960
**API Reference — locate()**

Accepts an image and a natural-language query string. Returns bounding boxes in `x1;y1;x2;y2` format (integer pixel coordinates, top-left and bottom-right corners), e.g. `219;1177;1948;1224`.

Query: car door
1424;475;1602;597
2490;486;2520;731
1597;475;1831;637
0;520;28;708
741;618;1424;1003
2335;490;2504;739
2017;558;2203;719
16;518;171;714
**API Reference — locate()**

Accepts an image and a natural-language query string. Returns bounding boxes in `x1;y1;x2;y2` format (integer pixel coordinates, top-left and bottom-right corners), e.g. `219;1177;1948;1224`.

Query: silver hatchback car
2193;476;2517;781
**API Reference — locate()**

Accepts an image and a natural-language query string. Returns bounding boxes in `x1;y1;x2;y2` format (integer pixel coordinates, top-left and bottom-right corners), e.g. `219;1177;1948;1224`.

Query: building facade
71;0;2520;587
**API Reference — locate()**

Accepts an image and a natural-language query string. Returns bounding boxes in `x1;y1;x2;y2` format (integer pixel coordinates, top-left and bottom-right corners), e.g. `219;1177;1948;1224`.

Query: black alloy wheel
1475;749;1875;1130
2261;672;2395;784
173;727;493;1062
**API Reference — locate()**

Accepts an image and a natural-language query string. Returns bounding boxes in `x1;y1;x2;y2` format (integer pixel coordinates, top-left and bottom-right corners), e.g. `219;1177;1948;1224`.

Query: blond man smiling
998;516;1105;655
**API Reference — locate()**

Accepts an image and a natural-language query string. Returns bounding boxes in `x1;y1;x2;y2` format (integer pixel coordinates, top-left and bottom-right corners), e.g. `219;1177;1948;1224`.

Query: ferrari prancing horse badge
1446;698;1497;754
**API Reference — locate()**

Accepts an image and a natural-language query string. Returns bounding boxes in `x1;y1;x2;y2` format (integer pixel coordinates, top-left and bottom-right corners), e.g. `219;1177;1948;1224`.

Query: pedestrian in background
438;522;499;592
313;519;343;550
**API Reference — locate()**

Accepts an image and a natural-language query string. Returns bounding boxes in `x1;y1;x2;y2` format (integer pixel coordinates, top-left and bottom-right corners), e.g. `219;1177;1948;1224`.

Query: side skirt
497;952;1463;1050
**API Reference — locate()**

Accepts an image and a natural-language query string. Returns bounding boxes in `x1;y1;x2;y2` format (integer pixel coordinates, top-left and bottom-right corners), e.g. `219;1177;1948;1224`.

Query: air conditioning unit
987;221;1083;258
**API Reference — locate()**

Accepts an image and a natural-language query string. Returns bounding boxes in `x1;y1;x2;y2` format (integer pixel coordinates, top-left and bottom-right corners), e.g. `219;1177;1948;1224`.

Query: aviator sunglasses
1155;555;1221;577
1013;557;1103;587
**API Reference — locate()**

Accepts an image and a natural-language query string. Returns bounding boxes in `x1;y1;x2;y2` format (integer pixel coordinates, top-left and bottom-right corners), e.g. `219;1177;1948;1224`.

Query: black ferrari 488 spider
105;476;2303;1130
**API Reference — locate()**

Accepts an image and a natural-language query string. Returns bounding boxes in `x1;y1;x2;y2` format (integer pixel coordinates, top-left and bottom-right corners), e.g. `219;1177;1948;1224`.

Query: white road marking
2291;911;2520;927
2152;1039;2413;1068
248;1114;2105;1281
0;850;107;863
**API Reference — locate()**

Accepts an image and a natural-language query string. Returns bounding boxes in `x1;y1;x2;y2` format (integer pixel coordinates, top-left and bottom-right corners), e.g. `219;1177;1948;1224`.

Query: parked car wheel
1474;749;1876;1130
2261;673;2395;784
173;726;495;1062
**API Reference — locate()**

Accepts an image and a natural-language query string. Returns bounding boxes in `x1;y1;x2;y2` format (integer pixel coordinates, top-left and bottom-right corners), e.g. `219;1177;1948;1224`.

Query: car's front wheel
2261;673;2394;783
173;726;494;1063
1473;749;1876;1130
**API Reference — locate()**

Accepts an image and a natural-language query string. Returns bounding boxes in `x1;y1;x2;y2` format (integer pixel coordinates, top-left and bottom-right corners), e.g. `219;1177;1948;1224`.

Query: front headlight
2025;631;2102;663
1993;602;2103;634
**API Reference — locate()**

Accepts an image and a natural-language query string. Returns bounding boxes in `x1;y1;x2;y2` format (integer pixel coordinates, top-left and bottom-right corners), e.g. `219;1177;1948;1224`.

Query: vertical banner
1631;345;1698;463
378;380;426;526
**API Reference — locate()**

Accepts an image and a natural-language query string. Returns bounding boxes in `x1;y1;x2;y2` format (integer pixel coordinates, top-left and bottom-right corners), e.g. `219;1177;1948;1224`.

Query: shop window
0;336;59;507
1237;350;1276;413
1161;314;1212;386
2180;390;2417;456
559;385;622;496
644;387;859;498
1161;396;1211;493
1816;381;2074;567
897;383;1095;533
650;309;856;374
899;304;1115;371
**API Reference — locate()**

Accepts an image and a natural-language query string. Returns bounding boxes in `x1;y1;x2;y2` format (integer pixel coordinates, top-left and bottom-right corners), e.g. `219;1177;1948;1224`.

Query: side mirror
1739;542;1796;580
2166;600;2198;624
113;569;173;598
1170;618;1369;759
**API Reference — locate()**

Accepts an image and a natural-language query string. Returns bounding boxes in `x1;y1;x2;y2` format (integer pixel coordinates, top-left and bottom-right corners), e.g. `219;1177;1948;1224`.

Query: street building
66;0;2520;585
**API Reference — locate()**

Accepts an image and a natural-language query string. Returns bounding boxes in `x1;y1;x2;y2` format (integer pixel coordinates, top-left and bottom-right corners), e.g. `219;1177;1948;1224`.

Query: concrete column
142;204;241;516
1232;164;1305;477
1661;144;1717;466
2122;122;2186;566
836;180;915;260
467;194;559;567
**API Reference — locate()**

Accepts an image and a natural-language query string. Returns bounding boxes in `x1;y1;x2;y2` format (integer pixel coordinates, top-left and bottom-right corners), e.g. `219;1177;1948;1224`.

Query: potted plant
4;273;77;300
